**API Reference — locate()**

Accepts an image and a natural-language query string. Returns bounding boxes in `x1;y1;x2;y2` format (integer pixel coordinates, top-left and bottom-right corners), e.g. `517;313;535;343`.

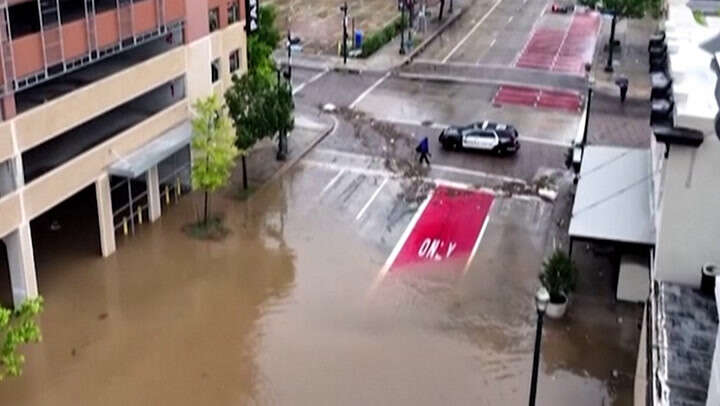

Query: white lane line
293;68;329;95
312;149;529;184
507;16;514;24
442;0;504;63
550;16;573;71
352;117;572;147
320;169;345;196
349;72;391;109
461;201;493;276
355;177;389;220
369;189;435;293
489;38;497;48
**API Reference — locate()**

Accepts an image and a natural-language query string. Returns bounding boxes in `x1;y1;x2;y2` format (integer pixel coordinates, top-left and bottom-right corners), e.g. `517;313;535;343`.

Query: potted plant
539;250;577;318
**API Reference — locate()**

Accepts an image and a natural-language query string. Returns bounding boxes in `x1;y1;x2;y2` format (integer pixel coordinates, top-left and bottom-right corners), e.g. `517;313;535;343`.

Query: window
211;59;220;83
229;50;240;73
228;1;240;24
209;7;220;32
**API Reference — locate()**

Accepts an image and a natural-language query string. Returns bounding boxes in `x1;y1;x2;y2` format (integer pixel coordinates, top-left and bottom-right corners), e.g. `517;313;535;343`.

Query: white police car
439;121;520;155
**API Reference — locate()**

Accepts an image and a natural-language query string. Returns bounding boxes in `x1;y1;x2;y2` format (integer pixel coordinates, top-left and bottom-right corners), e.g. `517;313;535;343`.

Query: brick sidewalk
586;16;657;148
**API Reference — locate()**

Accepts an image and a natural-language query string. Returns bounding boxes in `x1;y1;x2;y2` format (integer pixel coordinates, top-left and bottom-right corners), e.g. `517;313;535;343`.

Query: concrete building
0;0;248;308
632;0;720;404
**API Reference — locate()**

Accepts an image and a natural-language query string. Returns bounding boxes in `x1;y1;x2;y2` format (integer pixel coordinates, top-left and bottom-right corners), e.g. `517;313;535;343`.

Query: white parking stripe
293;68;329;95
349;72;391;109
355;177;389;221
320;169;345;196
369;189;435;293
461;202;493;276
442;0;504;63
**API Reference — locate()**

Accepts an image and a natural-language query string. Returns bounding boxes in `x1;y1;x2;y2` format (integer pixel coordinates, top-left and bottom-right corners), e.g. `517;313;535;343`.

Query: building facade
0;0;248;307
634;0;720;404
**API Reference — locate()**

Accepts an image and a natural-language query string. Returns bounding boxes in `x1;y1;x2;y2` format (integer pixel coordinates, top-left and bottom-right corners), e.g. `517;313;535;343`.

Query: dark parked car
439;121;520;155
550;3;574;13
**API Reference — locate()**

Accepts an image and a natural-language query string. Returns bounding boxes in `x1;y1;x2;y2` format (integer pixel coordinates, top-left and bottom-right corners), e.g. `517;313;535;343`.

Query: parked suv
439;121;520;155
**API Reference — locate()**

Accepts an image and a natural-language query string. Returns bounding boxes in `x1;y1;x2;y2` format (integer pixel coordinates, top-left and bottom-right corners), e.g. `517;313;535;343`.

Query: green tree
225;72;294;189
581;0;662;71
248;5;282;80
1;297;43;381
191;94;239;225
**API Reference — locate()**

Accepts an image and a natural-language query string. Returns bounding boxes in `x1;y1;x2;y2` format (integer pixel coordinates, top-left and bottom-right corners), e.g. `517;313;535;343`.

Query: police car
439;121;520;155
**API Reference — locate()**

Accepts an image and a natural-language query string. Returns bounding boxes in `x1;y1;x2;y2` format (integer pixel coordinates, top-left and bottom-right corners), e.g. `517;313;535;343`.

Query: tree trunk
203;191;209;226
242;155;248;190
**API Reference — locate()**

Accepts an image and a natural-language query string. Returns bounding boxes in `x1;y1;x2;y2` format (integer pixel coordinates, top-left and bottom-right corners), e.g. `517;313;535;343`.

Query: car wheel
442;142;452;151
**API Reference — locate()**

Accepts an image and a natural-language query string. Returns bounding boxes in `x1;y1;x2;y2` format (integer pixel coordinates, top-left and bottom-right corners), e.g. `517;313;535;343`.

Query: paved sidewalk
229;107;335;190
274;6;466;72
586;17;657;148
591;16;657;99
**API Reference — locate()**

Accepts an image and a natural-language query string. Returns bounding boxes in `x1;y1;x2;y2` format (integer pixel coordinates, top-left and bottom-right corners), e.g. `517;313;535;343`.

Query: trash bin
355;30;363;49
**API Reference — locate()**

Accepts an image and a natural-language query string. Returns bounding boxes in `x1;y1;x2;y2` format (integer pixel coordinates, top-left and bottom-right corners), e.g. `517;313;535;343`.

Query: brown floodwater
0;166;640;405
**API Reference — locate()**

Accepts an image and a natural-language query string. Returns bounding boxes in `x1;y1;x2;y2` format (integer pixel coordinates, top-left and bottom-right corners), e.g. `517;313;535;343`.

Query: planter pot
546;294;568;319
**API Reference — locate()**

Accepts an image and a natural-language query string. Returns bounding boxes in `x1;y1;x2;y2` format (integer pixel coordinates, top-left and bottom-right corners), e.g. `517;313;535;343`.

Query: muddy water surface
0;166;638;405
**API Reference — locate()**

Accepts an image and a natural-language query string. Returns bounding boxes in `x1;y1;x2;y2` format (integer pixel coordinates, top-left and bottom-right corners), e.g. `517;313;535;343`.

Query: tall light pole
399;0;406;55
604;12;616;73
341;1;348;64
529;287;550;406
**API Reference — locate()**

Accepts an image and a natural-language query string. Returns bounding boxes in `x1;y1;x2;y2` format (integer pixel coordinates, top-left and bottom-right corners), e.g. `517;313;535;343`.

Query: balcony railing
0;0;186;94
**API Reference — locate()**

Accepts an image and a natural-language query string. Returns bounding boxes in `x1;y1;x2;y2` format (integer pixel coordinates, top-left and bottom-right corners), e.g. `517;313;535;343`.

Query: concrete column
95;174;116;257
147;165;162;222
2;93;16;120
3;224;38;308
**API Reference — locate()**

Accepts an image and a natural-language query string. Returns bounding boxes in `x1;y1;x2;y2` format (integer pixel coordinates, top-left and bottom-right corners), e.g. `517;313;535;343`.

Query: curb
399;7;467;66
262;115;338;188
396;72;585;94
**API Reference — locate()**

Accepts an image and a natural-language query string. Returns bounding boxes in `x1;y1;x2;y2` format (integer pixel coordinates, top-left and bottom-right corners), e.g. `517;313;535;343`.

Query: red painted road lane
515;11;601;75
390;186;494;273
493;85;582;113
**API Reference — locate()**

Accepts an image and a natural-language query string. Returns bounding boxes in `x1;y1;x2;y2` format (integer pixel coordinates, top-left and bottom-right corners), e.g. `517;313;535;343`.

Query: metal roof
569;146;655;245
109;121;191;178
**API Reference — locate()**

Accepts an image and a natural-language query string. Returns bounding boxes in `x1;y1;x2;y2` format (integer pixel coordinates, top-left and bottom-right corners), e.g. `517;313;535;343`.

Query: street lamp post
582;77;594;146
449;0;454;13
604;12;616;73
529;287;550;406
399;1;406;55
341;1;348;64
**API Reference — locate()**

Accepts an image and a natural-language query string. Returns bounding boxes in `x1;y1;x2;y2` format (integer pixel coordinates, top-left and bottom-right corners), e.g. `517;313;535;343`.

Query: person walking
416;136;431;166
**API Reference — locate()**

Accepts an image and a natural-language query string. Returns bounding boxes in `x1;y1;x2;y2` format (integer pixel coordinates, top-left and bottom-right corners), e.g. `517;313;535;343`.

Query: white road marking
353;116;572;147
293;68;329;95
461;201;493;275
312;148;530;184
349;72;391;109
355;177;389;221
369;189;435;292
320;169;345;196
489;38;497;48
507;16;514;24
550;17;573;71
442;0;504;63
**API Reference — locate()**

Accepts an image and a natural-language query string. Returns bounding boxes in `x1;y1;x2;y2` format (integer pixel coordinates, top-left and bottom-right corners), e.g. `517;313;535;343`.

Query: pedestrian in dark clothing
615;76;629;103
416;136;431;166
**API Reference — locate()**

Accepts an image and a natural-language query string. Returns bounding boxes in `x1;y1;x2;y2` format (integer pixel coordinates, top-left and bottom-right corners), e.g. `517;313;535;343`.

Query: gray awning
109;121;191;178
569;146;655;245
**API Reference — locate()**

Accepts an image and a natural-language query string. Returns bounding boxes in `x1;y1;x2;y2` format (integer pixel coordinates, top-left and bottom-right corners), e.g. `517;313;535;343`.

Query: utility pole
399;0;406;55
449;0;454;14
340;1;348;64
605;12;616;73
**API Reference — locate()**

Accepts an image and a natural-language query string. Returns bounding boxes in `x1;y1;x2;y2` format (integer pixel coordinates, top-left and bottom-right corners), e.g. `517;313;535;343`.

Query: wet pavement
0;6;643;402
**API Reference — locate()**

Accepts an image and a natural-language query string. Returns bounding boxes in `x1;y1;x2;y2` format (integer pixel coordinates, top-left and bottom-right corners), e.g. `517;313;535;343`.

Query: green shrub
361;15;408;58
539;250;577;302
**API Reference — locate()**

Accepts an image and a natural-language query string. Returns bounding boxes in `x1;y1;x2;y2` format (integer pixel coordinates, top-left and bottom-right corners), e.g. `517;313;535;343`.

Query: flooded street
0;157;640;405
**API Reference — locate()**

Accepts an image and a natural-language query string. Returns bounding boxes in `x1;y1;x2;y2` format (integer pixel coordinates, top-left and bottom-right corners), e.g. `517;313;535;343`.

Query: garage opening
29;184;101;294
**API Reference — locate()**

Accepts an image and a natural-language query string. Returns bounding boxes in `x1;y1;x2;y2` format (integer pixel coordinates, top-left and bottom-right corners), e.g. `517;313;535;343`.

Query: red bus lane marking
390;186;494;274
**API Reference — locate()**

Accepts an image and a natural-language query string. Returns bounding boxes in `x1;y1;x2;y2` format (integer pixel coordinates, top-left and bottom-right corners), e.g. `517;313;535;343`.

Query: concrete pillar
2;93;16;120
146;165;162;222
95;174;116;257
3;224;38;308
